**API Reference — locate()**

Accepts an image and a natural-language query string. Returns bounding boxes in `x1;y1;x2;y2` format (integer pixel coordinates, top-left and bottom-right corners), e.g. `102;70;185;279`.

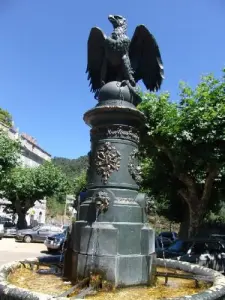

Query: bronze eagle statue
86;15;164;101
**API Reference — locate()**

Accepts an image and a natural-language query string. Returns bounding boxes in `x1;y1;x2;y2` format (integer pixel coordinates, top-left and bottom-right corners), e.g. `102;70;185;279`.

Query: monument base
77;253;156;287
71;221;156;287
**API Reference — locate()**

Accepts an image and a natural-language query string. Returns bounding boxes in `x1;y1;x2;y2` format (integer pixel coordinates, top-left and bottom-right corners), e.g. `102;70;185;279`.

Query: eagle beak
108;15;115;22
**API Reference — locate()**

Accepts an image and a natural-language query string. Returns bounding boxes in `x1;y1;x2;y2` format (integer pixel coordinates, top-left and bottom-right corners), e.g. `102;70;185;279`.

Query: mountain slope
53;155;88;180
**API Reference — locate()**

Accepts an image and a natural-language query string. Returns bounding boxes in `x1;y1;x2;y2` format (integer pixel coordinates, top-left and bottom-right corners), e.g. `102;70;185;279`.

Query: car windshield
168;240;191;252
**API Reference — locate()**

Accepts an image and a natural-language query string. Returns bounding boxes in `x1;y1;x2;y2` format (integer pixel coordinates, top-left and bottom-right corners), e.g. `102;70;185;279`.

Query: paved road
0;238;48;266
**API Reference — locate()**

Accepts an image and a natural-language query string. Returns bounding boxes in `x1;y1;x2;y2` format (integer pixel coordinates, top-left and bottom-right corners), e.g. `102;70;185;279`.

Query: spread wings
86;27;106;94
129;25;164;92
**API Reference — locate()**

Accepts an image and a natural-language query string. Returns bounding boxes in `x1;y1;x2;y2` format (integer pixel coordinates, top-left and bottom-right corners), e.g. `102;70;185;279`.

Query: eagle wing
129;25;164;92
86;27;106;94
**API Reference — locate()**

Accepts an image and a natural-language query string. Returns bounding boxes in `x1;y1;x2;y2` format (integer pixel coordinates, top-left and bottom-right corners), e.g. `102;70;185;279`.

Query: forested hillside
53;155;88;180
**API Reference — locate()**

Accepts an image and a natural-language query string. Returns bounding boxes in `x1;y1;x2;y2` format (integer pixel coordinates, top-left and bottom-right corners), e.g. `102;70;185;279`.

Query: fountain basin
1;257;225;299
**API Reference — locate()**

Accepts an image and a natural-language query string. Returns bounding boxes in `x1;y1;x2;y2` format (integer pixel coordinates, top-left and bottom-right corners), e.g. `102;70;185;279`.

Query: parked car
0;224;4;240
16;224;63;243
0;215;13;239
62;224;70;231
158;231;178;242
155;237;172;251
157;238;225;272
0;215;12;225
3;221;17;237
44;229;68;253
209;234;225;242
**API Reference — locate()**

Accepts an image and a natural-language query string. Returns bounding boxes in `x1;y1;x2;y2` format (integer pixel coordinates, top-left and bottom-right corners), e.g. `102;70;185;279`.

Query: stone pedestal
70;82;155;287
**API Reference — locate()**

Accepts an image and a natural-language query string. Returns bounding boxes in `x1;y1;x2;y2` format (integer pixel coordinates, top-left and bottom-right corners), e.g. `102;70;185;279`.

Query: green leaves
0;131;20;177
138;69;225;228
1;162;68;211
0;108;13;127
73;171;87;196
35;161;69;197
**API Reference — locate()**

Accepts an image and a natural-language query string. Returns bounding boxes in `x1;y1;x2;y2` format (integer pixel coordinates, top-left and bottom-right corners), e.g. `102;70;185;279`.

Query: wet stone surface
7;265;210;299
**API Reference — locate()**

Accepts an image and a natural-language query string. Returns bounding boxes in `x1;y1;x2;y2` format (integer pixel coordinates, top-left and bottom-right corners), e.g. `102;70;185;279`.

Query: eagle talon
120;80;127;87
94;91;99;100
130;79;136;87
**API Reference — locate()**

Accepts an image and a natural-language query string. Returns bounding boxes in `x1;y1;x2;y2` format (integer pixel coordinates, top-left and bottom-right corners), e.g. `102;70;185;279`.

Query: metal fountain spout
94;191;109;216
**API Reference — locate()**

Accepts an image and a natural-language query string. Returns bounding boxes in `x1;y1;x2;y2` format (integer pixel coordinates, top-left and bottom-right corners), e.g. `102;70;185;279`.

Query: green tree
73;170;87;197
0;132;20;181
45;167;87;220
1;161;68;229
139;69;225;237
0;108;13;127
53;155;88;182
46;195;66;218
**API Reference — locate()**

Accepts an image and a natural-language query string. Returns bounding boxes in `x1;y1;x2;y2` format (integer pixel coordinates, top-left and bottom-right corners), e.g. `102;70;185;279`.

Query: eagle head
108;15;127;30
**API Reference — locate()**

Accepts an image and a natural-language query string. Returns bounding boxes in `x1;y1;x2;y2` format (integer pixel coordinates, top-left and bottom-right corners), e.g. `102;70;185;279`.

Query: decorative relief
128;149;142;185
91;125;139;143
95;142;121;184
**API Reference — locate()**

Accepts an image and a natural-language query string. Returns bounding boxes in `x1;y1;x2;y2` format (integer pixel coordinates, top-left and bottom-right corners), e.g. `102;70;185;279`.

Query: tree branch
15;193;22;215
178;173;197;195
201;166;218;203
151;138;177;170
178;189;189;202
152;137;199;201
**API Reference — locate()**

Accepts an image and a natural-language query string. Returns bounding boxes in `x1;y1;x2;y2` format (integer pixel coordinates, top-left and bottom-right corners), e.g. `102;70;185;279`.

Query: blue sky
0;1;224;159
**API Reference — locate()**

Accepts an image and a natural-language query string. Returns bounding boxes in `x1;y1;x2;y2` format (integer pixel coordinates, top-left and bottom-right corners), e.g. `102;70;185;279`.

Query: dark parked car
157;238;225;272
44;230;68;253
209;234;225;242
155;237;172;251
16;224;63;243
158;231;178;242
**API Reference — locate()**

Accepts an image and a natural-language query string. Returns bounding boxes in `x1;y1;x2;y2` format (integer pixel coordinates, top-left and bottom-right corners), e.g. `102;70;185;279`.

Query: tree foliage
46;195;66;218
0;108;13;127
73;170;87;196
53;156;88;181
1;161;68;228
0;132;20;180
139;69;225;237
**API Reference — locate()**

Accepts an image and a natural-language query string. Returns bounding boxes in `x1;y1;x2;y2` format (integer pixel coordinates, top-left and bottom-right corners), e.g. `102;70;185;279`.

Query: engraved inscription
114;197;136;204
91;125;139;143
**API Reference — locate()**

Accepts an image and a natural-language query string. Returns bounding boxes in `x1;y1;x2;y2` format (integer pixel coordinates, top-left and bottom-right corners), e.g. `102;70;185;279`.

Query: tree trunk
14;196;32;229
17;212;27;229
179;202;206;239
178;168;217;238
179;206;190;239
188;202;207;238
152;142;218;239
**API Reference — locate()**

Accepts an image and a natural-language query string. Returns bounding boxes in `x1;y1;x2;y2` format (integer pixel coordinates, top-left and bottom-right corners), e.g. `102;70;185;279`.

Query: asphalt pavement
0;238;48;266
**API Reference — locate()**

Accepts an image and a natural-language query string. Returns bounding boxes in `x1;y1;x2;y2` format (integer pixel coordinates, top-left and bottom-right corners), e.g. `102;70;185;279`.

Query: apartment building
0;122;51;225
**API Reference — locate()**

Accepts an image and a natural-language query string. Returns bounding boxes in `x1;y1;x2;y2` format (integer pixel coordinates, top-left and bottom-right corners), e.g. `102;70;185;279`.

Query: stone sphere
98;81;132;102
